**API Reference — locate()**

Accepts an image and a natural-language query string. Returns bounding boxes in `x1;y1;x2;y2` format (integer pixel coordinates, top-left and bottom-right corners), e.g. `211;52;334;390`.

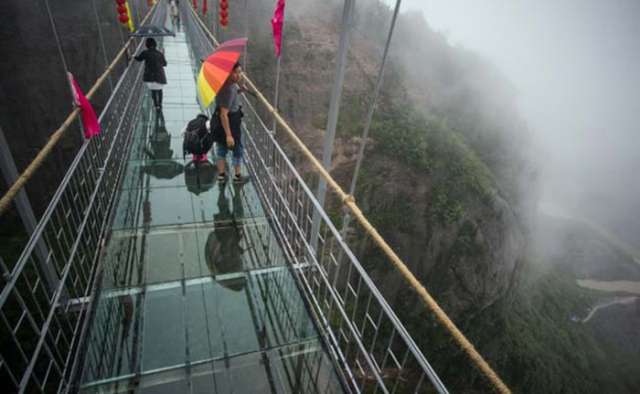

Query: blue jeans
216;140;243;166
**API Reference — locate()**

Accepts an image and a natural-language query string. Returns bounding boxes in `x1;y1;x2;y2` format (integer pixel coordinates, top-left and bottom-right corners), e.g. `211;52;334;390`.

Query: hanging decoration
203;0;208;15
125;2;135;32
67;72;101;139
271;0;285;57
193;0;198;9
219;0;228;28
115;0;135;32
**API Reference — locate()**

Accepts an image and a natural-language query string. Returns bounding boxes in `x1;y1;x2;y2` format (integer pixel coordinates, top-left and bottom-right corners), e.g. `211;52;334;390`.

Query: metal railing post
310;0;356;253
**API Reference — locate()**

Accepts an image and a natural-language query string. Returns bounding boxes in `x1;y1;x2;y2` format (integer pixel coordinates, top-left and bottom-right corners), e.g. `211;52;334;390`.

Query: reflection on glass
184;160;216;195
142;113;184;179
205;182;247;291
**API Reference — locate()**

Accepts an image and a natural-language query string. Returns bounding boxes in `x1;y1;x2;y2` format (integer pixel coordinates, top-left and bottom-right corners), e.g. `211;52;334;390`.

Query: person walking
169;0;180;31
214;62;247;183
134;37;167;112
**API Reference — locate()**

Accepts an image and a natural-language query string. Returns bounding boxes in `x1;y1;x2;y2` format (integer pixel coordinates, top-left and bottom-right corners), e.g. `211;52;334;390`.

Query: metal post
310;0;356;251
272;55;281;134
0;127;60;295
214;0;219;39
271;0;286;135
243;0;248;73
66;73;89;142
130;0;140;28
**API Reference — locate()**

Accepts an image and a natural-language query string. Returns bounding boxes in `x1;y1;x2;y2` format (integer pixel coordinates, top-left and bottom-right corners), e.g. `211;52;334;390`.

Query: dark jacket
134;49;167;84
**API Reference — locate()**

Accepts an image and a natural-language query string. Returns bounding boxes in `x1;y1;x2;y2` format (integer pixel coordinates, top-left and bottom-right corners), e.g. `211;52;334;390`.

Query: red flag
271;0;285;57
67;72;101;139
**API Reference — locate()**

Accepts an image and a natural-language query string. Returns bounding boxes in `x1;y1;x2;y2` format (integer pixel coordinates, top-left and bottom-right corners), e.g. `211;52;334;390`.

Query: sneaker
217;173;227;183
233;174;248;184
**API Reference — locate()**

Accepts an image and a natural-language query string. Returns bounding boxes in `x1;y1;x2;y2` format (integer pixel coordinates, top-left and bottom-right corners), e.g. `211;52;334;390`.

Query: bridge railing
0;5;164;390
183;4;447;393
242;96;447;394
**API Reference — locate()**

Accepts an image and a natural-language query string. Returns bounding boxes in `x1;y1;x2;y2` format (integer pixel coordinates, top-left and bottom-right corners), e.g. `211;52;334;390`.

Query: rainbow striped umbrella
197;38;247;108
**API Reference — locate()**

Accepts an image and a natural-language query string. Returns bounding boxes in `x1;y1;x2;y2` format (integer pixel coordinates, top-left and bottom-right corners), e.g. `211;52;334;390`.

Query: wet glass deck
79;26;342;394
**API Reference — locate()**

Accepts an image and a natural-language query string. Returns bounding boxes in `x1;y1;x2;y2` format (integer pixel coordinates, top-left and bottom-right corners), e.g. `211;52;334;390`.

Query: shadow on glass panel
81;292;143;387
204;182;249;290
184;160;216;195
142;113;184;179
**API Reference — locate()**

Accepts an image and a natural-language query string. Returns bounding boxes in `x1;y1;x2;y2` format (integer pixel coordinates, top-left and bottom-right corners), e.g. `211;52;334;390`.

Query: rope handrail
187;5;510;394
0;3;157;218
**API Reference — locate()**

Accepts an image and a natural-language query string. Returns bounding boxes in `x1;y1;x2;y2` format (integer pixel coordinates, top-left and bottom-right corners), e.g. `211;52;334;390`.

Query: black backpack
182;114;213;158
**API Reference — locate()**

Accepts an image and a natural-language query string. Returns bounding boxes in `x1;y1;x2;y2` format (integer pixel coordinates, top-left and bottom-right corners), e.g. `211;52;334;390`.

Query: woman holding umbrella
214;62;246;183
134;37;167;111
197;38;249;183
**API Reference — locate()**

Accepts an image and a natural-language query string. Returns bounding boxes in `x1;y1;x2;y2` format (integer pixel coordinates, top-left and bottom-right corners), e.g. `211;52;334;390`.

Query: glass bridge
78;24;342;394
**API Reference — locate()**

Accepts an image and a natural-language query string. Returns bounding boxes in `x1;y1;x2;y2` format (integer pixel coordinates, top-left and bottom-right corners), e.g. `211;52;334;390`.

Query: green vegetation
451;220;484;258
381;260;640;393
465;263;639;393
431;186;464;225
333;92;499;234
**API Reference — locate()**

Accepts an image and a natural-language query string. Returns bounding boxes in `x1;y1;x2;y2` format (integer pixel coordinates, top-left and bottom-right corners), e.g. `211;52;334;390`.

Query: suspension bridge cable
91;0;114;91
341;1;399;233
187;5;510;393
42;0;70;73
0;4;157;218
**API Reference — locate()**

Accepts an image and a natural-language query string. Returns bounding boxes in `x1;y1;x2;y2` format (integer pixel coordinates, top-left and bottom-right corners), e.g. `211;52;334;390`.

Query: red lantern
219;0;228;27
115;0;128;25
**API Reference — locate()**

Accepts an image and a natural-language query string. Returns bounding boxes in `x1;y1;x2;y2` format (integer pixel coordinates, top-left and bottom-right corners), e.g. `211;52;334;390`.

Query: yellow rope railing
0;3;157;218
189;5;510;394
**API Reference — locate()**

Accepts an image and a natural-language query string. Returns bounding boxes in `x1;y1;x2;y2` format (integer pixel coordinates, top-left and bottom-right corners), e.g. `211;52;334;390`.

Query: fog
402;0;640;250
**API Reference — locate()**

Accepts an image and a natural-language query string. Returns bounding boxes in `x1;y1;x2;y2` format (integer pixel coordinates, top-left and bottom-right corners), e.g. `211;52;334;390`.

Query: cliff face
346;143;525;322
241;0;529;321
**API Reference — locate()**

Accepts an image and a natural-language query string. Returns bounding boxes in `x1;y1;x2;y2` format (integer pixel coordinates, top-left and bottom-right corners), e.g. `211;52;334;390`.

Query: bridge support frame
0;127;60;296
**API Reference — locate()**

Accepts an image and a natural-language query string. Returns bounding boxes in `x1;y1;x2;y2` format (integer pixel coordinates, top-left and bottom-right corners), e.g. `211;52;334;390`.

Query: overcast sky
399;0;640;246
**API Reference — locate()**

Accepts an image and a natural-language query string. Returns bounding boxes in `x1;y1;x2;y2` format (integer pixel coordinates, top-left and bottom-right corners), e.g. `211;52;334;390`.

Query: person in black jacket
134;38;167;111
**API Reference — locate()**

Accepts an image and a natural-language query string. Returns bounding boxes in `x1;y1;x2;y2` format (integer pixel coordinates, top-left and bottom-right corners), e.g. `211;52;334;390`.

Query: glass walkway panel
78;26;342;394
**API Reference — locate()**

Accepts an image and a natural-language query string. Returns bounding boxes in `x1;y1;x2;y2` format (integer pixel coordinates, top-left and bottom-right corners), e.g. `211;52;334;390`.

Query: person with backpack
182;113;214;162
214;62;246;183
134;38;167;112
